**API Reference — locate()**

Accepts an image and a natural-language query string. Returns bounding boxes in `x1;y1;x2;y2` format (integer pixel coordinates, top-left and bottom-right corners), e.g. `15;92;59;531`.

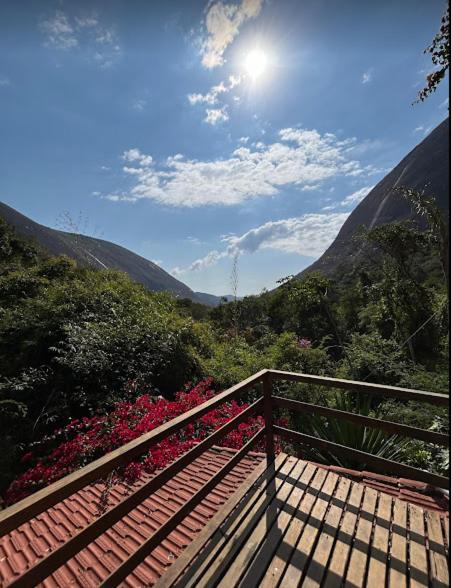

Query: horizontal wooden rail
100;427;265;587
273;396;449;447
0;369;268;537
7;399;264;588
274;425;449;489
269;370;449;406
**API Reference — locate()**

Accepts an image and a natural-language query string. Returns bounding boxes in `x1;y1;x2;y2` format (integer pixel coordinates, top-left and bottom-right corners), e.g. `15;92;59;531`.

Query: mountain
0;201;224;305
194;292;237;306
301;118;449;278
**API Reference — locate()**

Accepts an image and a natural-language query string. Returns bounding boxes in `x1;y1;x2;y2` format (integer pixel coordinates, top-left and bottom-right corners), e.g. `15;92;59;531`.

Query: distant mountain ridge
300;118;449;278
0;201;226;306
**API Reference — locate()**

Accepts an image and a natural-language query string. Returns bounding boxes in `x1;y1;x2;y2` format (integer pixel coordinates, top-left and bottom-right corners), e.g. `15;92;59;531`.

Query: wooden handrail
0;368;448;588
99;428;265;587
6;400;264;588
274;426;449;489
269;370;449;406
0;369;268;537
272;396;449;446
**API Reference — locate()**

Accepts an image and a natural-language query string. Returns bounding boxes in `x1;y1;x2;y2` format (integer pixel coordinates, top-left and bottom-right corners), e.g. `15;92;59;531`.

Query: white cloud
40;11;78;49
0;77;11;87
340;185;374;207
188;76;238;105
413;125;433;136
173;212;349;275
173;250;227;276
105;127;379;207
40;10;119;67
204;106;229;125
362;69;374;84
132;98;147;111
225;213;349;257
200;0;264;69
122;148;153;166
439;97;449;109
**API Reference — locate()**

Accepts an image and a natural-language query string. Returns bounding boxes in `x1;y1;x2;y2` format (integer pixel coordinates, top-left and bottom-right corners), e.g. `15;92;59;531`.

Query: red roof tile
0;447;264;588
312;462;449;515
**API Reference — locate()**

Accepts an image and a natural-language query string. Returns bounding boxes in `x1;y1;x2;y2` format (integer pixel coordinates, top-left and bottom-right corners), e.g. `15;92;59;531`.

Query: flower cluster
5;379;267;505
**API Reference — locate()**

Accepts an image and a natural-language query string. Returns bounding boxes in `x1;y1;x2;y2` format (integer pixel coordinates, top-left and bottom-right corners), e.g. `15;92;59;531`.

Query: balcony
0;370;449;587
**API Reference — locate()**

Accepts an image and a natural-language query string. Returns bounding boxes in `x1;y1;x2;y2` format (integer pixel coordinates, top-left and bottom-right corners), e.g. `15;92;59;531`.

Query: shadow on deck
157;453;449;588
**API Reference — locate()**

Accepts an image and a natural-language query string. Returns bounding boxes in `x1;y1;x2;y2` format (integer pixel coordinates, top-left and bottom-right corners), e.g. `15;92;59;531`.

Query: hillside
301;118;449;278
0;201;226;305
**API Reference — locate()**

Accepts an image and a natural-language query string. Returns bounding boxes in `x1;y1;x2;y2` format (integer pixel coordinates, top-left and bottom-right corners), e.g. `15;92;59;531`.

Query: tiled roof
0;447;265;588
309;462;449;515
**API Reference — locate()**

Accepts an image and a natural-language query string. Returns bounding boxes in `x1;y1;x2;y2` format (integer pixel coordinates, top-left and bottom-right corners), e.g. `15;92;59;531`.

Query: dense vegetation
0;188;448;503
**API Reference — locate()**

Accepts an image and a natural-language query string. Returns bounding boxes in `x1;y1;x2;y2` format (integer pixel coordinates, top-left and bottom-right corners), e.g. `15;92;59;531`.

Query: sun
244;49;267;80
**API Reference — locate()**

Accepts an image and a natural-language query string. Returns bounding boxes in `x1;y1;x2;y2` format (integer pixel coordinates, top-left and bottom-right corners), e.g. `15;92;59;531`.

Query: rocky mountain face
300;118;449;278
0;201;226;305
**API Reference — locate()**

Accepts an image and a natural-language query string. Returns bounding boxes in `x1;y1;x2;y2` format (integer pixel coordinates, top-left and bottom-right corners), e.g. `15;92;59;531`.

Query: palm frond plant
298;391;412;470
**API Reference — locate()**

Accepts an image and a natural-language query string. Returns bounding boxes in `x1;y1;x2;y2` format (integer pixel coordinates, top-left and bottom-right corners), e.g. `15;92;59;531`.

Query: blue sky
0;0;448;296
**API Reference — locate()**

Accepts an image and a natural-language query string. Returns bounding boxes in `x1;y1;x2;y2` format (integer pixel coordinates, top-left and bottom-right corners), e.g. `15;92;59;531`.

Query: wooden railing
0;369;448;587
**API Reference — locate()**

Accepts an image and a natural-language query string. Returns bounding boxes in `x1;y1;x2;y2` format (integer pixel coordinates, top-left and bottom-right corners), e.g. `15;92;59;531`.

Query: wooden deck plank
322;481;365;588
259;466;330;588
388;498;408;588
153;453;280;588
217;460;312;587
426;510;449;588
155;455;445;588
237;461;319;587
280;471;340;586
345;487;378;588
442;515;449;557
235;462;318;587
366;492;393;588
301;476;352;588
186;455;300;588
409;504;429;588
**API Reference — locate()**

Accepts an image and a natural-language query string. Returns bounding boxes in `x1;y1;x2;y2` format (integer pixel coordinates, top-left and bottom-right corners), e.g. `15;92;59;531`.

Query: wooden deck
157;453;449;588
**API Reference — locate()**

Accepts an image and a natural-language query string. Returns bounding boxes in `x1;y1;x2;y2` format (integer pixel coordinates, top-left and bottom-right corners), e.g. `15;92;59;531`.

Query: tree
416;5;449;103
397;187;449;294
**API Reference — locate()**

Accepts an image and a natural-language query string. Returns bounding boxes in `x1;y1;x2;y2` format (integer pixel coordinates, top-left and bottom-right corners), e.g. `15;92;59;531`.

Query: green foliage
299;392;411;469
416;5;449;103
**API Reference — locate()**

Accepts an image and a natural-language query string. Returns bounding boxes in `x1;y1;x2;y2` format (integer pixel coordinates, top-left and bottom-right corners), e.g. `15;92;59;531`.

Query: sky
0;0;449;296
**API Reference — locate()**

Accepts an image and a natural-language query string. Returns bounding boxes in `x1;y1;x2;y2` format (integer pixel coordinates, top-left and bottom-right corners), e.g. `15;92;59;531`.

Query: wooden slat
216;460;311;587
273;396;449;446
0;369;268;537
281;471;340;586
388;498;408;588
234;462;317;587
345;487;378;587
409;505;429;588
426;510;449;588
269;370;449;406
179;455;299;588
99;427;265;587
154;453;288;588
322;482;365;588
263;372;275;460
366;493;393;587
7;400;264;588
274;426;450;489
301;476;352;588
260;466;329;588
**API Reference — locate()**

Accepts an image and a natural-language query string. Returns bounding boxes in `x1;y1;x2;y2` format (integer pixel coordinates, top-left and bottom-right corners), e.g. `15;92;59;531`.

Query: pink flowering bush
5;378;268;505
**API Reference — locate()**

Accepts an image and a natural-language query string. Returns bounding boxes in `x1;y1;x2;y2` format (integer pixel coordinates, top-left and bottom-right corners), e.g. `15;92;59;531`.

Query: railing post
263;371;275;462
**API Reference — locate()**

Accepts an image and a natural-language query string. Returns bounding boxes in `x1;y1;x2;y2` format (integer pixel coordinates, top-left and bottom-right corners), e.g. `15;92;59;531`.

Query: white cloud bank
106;127;379;207
200;0;263;69
172;212;349;276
